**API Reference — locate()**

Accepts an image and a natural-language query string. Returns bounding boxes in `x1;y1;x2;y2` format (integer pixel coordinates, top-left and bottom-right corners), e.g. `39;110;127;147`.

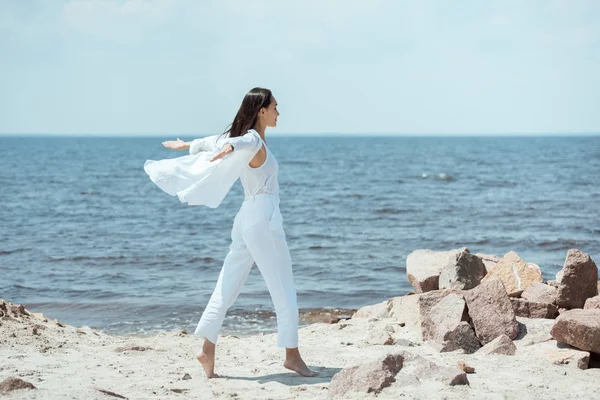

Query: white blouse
144;129;276;208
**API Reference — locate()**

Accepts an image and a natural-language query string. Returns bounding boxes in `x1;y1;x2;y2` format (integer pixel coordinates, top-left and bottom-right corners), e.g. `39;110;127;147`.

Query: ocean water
1;134;599;337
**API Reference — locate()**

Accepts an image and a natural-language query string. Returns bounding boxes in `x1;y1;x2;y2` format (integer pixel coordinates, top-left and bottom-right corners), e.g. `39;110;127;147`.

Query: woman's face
259;96;280;127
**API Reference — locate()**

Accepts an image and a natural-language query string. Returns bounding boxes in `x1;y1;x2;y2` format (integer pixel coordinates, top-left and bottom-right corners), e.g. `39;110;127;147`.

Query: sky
0;0;599;136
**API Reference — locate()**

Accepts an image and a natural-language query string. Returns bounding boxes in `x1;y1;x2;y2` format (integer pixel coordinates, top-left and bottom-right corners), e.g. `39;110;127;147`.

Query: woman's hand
162;138;187;150
210;144;234;162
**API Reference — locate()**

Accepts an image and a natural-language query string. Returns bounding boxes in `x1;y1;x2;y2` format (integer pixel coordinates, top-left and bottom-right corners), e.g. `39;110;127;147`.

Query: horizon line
1;132;599;138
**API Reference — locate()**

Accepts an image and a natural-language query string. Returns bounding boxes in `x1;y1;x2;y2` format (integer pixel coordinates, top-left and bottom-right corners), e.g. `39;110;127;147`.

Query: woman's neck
252;122;267;141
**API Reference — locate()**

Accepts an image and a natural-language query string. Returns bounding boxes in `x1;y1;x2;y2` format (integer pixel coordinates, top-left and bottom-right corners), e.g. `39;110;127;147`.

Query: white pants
193;193;299;348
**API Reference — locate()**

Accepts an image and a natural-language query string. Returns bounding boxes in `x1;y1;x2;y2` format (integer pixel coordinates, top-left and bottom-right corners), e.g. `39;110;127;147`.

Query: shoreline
2;295;599;399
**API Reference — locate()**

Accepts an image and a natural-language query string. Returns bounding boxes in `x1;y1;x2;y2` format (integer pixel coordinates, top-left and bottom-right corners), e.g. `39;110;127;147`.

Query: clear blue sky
1;0;599;135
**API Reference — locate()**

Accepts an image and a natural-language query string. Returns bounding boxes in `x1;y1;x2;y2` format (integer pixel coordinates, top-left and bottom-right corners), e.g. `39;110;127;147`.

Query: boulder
555;249;599;309
439;250;487;290
434;322;481;354
584;296;600;310
421;293;468;340
397;351;469;386
545;348;590;370
510;298;559;319
464;277;519;344
328;353;404;396
353;300;390;319
388;294;422;340
423;293;480;353
418;290;464;341
476;334;516;356
550;309;600;353
521;282;558;305
482;251;543;296
406;248;468;293
475;253;500;274
365;330;395;346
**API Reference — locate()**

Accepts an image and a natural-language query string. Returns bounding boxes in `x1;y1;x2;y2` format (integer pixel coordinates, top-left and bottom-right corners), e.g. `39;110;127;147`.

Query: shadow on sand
217;366;342;385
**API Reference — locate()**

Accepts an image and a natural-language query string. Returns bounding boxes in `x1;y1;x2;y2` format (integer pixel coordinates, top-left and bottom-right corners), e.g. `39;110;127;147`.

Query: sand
1;299;599;399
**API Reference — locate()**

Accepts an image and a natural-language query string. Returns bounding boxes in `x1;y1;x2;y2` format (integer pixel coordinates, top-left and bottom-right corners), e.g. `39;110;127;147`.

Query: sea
1;134;599;337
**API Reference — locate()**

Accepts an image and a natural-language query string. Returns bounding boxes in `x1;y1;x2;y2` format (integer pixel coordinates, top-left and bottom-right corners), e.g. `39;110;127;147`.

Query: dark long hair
221;87;273;138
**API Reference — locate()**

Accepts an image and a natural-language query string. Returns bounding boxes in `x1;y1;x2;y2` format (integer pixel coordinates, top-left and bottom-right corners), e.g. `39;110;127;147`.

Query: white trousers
193;193;299;348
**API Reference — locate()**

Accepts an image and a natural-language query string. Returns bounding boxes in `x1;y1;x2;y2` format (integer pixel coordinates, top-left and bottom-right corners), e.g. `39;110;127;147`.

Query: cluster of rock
396;248;598;354
334;248;600;396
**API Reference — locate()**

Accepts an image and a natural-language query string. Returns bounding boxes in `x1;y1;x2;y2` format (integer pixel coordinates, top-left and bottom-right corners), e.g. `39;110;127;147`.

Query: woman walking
144;87;317;378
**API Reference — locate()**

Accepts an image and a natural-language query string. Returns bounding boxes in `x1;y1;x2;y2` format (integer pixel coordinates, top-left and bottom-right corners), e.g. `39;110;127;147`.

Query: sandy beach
2;294;599;400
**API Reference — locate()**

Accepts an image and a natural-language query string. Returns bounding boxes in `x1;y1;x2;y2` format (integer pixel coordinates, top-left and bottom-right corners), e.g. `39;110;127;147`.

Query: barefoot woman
145;87;317;378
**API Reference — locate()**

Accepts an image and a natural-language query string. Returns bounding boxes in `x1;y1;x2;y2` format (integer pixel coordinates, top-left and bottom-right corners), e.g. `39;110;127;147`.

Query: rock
476;334;516;356
475;253;500;274
555;249;599;309
365;330;395;345
421;293;468;341
422;293;481;353
182;373;192;380
457;360;475;373
464;277;519;344
510;298;559;319
398;352;469;386
584;296;600;310
0;378;36;394
521;282;558;305
482;251;543;296
406;248;469;293
436;322;481;354
328;353;404;396
439;250;487;290
353;300;390;319
546;348;590;369
550;309;600;353
388;294;422;340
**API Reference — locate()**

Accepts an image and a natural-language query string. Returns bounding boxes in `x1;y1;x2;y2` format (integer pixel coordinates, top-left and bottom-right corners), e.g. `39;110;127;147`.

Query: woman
144;87;317;378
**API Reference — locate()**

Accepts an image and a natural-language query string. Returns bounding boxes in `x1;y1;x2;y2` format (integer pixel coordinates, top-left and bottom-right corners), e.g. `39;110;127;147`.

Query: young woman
144;87;317;378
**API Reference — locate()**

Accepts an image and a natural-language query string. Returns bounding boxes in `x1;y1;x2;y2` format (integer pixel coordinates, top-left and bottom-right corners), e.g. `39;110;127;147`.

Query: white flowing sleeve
223;130;262;154
189;135;219;155
143;131;261;208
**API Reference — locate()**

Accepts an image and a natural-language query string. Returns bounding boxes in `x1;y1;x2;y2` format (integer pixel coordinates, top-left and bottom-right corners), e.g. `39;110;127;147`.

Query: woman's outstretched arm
162;136;219;155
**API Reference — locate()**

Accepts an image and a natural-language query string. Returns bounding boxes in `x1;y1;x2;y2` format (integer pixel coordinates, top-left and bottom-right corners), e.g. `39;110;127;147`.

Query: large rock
476;334;516;356
432;322;481;354
397;351;469;386
406;248;468;293
550;309;600;353
328;353;404;396
510;298;559;319
423;293;480;353
464;277;519;344
482;251;543;296
475;253;500;274
439;250;487;290
555;249;599;309
388;294;422;340
421;293;467;340
418;290;464;341
521;282;558;305
353;300;390;319
584;296;600;310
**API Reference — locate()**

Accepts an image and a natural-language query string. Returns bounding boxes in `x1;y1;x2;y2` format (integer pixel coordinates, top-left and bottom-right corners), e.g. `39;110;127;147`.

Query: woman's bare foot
196;339;216;378
284;348;318;377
